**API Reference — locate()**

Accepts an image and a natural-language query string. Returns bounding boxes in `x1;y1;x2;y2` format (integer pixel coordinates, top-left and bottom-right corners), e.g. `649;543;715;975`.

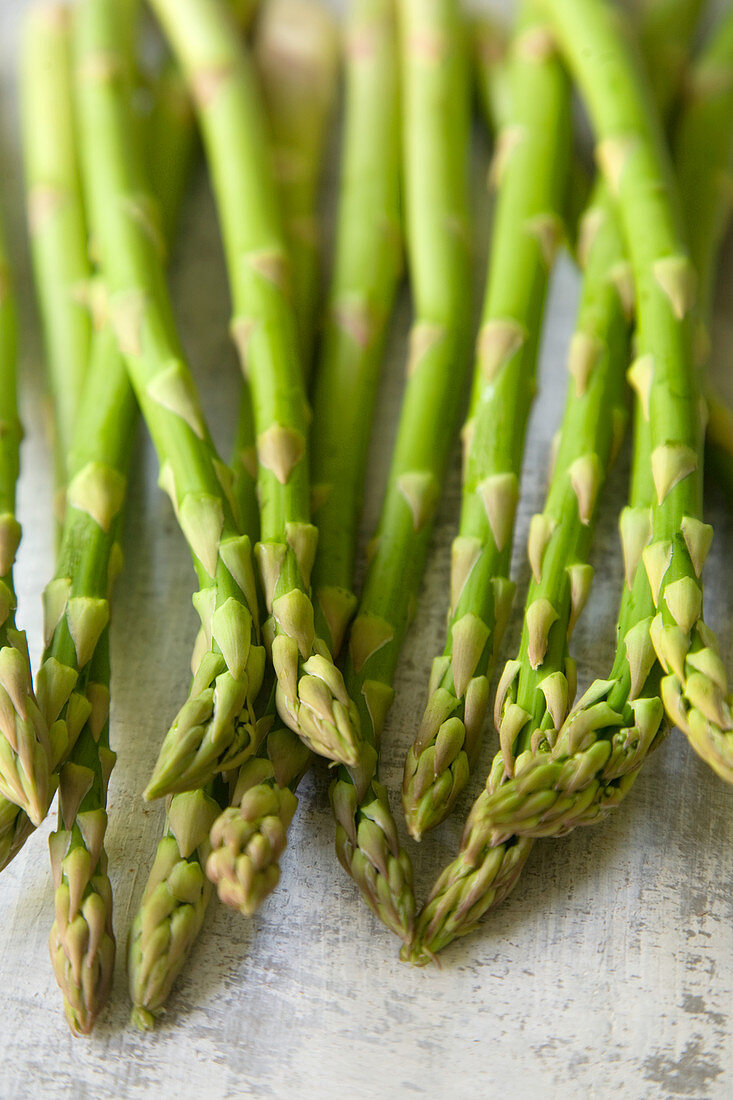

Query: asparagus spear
205;716;310;914
0;8;84;832
328;0;471;943
74;0;268;806
129;1;336;1010
147;0;361;779
32;5;200;1033
44;320;133;1035
539;0;733;780
402;0;571;840
21;2;92;499
203;0;343;910
254;0;339;374
310;0;401;659
405;186;632;967
129;785;223;1030
0;348;51;833
23;4;126;1034
0;231;51;821
1;2;101;870
479;2;733;847
675;8;733;323
406;0;709;962
0;21;200;880
145;61;198;248
473;16;510;134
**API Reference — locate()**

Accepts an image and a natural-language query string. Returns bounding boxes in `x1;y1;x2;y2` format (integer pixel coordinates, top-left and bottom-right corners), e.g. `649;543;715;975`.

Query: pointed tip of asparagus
398;939;440;968
0;667;54;826
26;784;51;828
145;667;258;800
142;777;164;802
51;910;115;1039
402;779;458;844
130;1005;157;1031
63;1001;97;1038
402;716;472;841
206;783;297;916
274;651;363;768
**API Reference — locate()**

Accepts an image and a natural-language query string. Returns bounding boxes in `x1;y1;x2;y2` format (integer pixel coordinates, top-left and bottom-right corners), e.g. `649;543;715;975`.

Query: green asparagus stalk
465;0;713;841
43;6;200;1034
0;6;90;832
47;671;116;1043
328;0;471;943
402;2;571;840
0;21;200;881
205;0;343;916
205;712;310;914
147;0;361;778
74;0;268;804
44;319;133;1035
473;16;510;134
422;0;713;850
477;0;733;838
21;2;92;499
206;0;401;917
406;0;708;962
539;0;733;779
310;0;401;659
405;189;632;966
1;2;96;868
0;226;51;820
639;0;700;111
675;9;733;321
145;62;198;248
129;0;334;1002
699;20;733;507
254;0;339;374
129;784;223;1030
130;62;275;1030
23;4;126;1033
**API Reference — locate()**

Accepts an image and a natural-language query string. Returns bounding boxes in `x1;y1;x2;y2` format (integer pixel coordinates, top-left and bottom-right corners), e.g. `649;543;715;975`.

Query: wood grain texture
0;2;731;1097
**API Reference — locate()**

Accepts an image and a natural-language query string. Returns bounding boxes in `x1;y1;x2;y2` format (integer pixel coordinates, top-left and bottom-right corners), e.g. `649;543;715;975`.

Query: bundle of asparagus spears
3;0;733;1035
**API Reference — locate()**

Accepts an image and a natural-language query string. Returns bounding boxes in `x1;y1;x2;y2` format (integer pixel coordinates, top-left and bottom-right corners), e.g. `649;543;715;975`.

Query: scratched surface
1;1;732;1098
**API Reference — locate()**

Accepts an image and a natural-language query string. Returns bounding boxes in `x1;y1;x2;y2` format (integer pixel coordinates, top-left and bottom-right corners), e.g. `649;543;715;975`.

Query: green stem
129;783;224;1030
130;0;334;998
148;0;361;773
329;0;472;944
21;2;92;496
74;0;267;803
402;1;571;840
40;4;197;1035
541;0;733;778
310;0;402;658
145;61;198;248
0;31;54;828
407;0;709;964
254;0;339;375
204;2;340;918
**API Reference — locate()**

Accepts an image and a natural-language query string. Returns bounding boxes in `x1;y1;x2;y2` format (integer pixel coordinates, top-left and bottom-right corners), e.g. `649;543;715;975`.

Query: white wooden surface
1;2;732;1097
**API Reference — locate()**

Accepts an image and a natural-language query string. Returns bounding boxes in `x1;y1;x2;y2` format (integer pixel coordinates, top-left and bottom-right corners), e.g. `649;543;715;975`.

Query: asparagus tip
130;1005;157;1031
398;940;440;969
